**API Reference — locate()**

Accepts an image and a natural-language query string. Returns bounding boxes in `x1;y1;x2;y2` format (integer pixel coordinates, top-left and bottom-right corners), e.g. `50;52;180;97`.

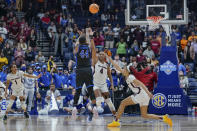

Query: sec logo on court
152;93;167;108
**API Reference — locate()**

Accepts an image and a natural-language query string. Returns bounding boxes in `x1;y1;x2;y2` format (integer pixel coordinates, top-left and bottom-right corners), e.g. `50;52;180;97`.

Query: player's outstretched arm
24;73;42;79
106;55;124;74
133;79;153;99
91;39;98;66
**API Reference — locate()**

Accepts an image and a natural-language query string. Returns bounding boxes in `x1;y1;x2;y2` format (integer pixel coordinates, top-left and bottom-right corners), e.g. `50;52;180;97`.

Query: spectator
179;71;188;94
47;56;55;72
178;60;187;76
3;43;14;65
129;40;139;56
39;65;52;90
29;28;37;50
136;49;146;63
9;18;19;39
174;28;182;42
191;39;197;64
93;32;104;47
184;41;195;71
62;69;69;89
105;25;114;49
51;66;65;89
143;45;155;59
25;46;35;64
14;47;25;66
151;55;159;67
17;29;27;42
0;65;7;84
185;64;194;78
0;23;8;40
0;52;8;70
113;24;121;44
188;31;197;41
180;35;188;50
133;26;145;45
121;57;127;67
116;38;127;58
45;84;62;108
150;36;161;57
35;51;45;64
111;55;124;73
47;22;57;34
18;38;27;52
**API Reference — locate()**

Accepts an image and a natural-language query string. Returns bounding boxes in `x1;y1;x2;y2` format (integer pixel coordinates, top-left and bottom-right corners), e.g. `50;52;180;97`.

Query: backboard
125;0;188;26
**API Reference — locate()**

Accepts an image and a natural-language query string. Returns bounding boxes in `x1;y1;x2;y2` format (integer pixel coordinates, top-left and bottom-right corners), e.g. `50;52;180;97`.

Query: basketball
89;4;99;14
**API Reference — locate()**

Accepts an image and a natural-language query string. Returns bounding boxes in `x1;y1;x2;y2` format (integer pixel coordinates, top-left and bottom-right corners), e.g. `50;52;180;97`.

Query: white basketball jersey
126;75;143;94
7;71;24;91
93;60;108;85
24;74;37;89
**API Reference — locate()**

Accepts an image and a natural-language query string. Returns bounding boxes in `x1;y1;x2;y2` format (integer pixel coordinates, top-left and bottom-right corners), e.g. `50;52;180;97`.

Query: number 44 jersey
7;71;24;91
76;45;91;69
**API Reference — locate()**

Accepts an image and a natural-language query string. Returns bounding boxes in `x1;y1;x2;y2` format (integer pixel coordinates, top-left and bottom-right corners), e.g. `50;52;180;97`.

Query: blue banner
149;44;189;115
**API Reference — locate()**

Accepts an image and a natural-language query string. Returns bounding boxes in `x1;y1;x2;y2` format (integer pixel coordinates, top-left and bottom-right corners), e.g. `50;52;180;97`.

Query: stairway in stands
15;12;64;68
35;22;64;68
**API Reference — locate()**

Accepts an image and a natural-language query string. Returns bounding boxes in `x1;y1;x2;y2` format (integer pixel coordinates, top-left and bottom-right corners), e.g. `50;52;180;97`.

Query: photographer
129;62;157;92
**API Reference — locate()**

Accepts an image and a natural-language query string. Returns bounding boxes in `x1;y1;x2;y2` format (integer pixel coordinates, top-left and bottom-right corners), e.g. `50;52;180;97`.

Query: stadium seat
188;78;197;82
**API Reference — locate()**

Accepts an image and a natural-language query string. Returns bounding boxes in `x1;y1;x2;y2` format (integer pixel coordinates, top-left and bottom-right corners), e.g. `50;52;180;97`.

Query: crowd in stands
0;0;197;114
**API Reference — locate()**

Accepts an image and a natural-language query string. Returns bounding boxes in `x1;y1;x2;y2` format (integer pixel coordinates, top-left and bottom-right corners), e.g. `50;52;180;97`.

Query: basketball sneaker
3;115;7;121
163;114;173;127
71;107;78;120
107;120;120;127
24;112;29;118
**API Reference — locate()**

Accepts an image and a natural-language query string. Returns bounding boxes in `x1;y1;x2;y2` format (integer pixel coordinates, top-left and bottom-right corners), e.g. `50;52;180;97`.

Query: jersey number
15;80;17;84
130;83;141;94
80;50;89;58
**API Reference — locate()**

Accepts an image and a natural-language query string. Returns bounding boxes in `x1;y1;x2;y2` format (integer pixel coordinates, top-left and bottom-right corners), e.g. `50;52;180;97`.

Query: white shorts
93;82;108;93
130;89;150;106
12;89;25;97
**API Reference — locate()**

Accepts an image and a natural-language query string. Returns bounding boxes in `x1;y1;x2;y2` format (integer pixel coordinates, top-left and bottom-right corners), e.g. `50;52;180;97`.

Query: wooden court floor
0;115;197;131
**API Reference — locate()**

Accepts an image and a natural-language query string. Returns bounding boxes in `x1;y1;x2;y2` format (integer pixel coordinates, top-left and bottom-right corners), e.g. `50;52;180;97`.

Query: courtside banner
149;46;188;114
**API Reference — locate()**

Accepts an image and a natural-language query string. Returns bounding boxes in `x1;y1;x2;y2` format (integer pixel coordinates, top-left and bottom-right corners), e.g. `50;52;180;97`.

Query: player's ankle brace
96;97;104;107
7;99;14;111
105;98;115;112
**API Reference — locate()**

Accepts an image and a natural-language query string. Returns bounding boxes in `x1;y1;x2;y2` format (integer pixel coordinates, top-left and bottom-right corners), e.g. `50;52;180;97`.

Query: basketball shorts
93;81;108;93
130;89;150;106
12;89;25;97
76;67;93;89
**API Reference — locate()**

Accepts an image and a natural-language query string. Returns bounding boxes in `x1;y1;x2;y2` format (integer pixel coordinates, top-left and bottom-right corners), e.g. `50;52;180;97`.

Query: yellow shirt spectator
188;32;197;41
0;56;8;70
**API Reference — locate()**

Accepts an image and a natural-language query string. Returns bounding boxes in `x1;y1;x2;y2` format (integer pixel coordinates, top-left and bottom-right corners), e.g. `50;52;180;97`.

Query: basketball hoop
147;16;164;31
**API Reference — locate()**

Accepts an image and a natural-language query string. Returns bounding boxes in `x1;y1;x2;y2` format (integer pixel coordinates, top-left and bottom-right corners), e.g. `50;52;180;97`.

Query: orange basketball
89;4;99;14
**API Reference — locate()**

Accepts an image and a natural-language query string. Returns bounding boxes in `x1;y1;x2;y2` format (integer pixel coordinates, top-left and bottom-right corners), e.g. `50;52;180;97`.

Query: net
147;16;164;31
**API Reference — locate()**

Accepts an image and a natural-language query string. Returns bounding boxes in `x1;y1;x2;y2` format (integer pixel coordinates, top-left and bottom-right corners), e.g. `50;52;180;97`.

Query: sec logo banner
152;93;167;108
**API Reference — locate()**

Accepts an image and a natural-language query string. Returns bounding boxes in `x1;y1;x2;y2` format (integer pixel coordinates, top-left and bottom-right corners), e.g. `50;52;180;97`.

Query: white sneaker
97;106;104;114
93;107;99;119
71;107;78;120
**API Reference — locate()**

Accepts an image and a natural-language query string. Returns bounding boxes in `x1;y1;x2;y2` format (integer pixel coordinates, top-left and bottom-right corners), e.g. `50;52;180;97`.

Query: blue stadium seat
188;78;197;82
189;82;197;87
